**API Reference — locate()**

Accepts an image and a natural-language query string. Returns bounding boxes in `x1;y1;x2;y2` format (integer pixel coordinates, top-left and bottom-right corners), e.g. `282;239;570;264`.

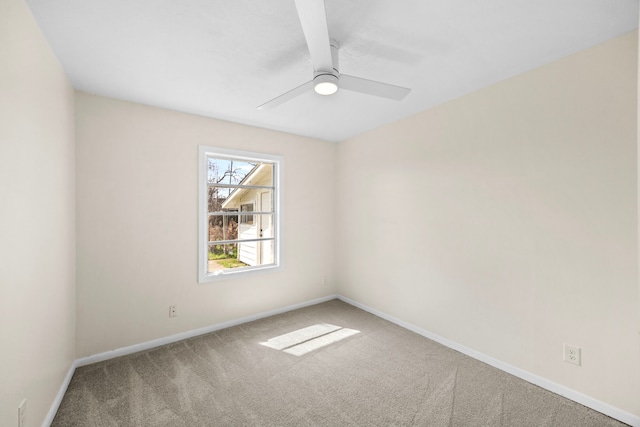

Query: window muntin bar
208;237;275;245
208;183;274;190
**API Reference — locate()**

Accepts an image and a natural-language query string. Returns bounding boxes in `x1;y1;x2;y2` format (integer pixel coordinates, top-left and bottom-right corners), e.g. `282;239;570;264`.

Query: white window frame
198;146;283;283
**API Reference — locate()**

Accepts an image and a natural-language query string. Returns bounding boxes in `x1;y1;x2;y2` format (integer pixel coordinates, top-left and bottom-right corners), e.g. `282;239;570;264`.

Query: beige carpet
52;299;628;426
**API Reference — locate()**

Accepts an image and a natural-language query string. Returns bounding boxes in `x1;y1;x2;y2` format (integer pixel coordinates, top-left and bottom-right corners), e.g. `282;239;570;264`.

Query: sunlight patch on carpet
261;323;360;356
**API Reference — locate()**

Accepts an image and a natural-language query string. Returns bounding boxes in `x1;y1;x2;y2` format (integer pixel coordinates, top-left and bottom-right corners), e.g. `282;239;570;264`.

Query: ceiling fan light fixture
313;74;339;95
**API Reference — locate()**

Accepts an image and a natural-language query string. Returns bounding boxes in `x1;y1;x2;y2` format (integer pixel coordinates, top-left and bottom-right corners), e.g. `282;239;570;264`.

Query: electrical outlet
18;399;26;427
169;305;177;318
564;343;581;366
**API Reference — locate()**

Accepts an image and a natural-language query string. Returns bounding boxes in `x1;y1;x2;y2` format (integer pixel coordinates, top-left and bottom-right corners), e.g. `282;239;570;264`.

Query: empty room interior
2;0;640;425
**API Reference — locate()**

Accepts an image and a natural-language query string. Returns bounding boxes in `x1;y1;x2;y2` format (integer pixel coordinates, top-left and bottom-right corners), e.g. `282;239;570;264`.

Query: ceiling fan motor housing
313;40;340;95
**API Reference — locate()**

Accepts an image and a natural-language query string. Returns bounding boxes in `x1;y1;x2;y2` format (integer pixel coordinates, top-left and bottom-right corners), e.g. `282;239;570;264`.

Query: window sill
198;263;282;284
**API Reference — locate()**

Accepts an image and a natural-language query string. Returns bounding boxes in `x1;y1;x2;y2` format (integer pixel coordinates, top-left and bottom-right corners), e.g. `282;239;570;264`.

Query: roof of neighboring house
221;163;272;210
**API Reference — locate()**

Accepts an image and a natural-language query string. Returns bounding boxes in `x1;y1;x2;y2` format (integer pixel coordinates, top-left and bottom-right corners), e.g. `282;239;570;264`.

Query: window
198;146;282;282
240;203;254;224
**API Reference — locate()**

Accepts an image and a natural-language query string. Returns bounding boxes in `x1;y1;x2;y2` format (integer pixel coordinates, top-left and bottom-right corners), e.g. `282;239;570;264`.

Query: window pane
257;214;274;238
207;244;248;272
259;190;273;213
238;218;260;240
208;214;274;243
208;239;274;272
240;163;273;187
259;239;274;265
236;239;274;267
209;159;273;186
207;158;257;185
208;214;239;242
208;187;232;212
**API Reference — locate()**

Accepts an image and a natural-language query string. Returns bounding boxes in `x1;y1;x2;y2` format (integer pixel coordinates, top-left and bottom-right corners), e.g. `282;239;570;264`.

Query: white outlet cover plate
18;399;26;427
563;344;581;366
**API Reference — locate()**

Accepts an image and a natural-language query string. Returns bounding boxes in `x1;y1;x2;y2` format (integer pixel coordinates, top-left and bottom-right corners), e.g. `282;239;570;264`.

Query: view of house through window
200;147;280;281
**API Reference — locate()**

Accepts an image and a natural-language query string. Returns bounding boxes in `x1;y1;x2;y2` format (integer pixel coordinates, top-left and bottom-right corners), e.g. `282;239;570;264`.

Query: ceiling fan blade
257;80;314;110
340;74;411;101
294;0;334;72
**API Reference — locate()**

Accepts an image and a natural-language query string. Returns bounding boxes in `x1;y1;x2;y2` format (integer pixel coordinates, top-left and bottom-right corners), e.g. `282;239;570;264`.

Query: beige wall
0;0;76;425
338;32;639;416
75;93;338;357
637;23;640;418
3;0;638;421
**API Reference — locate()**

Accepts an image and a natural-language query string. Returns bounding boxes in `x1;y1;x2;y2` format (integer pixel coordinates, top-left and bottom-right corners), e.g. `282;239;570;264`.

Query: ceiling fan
257;0;411;110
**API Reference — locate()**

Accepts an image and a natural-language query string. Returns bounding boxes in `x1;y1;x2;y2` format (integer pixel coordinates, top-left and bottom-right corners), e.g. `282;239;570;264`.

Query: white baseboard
42;359;78;427
44;293;638;427
337;295;640;427
44;294;337;426
76;294;339;367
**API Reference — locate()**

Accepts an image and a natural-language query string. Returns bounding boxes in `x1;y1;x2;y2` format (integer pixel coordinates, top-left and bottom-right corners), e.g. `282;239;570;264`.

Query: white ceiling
25;0;638;142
